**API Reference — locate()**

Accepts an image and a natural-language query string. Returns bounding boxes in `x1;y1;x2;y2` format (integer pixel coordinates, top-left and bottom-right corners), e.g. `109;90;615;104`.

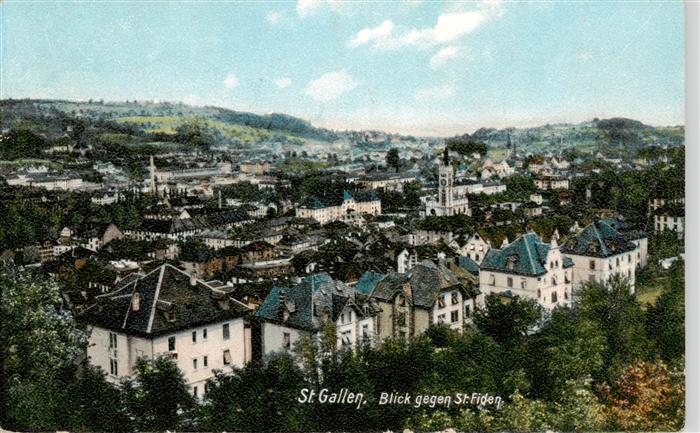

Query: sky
0;0;685;136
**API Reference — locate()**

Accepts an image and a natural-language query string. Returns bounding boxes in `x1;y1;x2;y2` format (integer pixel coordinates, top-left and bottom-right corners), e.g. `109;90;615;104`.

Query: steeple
148;155;157;196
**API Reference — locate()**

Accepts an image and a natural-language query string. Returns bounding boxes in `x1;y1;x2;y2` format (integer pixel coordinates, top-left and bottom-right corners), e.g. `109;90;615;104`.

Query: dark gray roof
481;232;573;276
561;220;637;258
255;272;375;331
371;260;462;309
80;264;250;337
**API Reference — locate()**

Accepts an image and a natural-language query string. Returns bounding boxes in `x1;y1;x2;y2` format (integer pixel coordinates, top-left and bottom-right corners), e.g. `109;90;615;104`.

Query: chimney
279;289;286;306
437;252;446;264
131;292;140;311
190;273;197;287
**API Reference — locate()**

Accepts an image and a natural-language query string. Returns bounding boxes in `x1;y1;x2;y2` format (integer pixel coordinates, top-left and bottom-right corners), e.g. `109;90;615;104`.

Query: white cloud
305;70;358;102
266;11;284;25
274;77;292;89
347;20;394;48
297;0;344;17
223;73;239;89
415;82;456;101
430;46;460;69
350;1;504;51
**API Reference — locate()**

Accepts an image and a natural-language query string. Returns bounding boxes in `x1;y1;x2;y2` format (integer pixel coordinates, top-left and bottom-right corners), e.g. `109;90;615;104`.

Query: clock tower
438;148;453;209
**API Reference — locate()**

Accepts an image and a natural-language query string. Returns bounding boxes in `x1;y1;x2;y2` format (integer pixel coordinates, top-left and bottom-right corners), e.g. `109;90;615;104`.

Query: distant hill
0;99;684;159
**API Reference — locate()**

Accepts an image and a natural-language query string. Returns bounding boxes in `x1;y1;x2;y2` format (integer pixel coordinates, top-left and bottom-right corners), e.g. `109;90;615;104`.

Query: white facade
480;238;573;309
87;318;250;398
456;233;490;264
425;153;470;217
566;250;638;293
431;289;476;332
295;195;381;225
654;214;684;239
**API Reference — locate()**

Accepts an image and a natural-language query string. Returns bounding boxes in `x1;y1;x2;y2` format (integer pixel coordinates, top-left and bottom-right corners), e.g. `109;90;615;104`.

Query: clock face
440;179;447;186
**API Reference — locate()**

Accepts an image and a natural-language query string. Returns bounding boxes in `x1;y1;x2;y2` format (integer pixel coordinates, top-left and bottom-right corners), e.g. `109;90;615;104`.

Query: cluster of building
2;142;684;400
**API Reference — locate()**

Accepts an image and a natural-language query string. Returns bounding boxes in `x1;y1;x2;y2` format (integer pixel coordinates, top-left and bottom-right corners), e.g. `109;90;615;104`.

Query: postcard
0;1;686;432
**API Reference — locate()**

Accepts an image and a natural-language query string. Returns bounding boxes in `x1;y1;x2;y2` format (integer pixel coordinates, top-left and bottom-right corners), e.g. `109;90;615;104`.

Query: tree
473;294;542;345
70;364;132;432
645;260;685;362
598;360;685;431
578;276;651;383
201;353;312;432
386;148;400;172
121;356;196;431
446;134;488;157
0;264;87;430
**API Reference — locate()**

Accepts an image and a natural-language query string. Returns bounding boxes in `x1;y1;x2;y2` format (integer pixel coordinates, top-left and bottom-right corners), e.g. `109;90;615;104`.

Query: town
0;98;686;432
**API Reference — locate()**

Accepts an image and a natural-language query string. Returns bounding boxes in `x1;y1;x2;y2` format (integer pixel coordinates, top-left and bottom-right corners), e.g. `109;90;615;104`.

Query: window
168;336;176;351
437;314;446;324
193;386;198;398
109;358;118;376
451;310;459;323
203;328;208;340
551;292;558;303
564;290;569;300
192;331;197;344
203;356;208;368
507;277;513;288
362;324;369;337
475;254;480;261
109;332;118;349
520;279;527;289
628;254;632;263
438;296;446;308
283;332;291;348
341;331;352;346
192;358;198;370
616;257;620;267
451;292;459;305
223;349;232;365
464;304;472;317
222;323;230;340
489;274;495;285
589;260;595;270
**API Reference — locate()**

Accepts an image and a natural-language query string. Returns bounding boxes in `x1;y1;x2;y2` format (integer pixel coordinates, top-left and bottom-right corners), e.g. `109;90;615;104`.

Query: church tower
149;155;157;196
438;148;453;210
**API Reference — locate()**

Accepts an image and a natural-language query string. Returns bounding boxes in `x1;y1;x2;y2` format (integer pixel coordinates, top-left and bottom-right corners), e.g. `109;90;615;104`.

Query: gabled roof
355;271;386;294
255;272;368;331
561;220;637;258
456;255;480;275
481;232;570;276
80;264;250;337
371;260;462;309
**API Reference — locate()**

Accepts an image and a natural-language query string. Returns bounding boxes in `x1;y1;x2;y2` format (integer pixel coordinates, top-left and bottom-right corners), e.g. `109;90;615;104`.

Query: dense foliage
0;264;684;432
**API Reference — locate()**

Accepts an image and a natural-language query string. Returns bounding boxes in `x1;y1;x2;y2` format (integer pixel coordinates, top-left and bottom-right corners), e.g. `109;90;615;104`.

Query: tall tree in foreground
121;356;196;432
0;264;86;430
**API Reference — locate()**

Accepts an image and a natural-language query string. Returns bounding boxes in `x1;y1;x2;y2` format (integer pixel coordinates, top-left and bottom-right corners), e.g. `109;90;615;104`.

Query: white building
424;149;471;217
454;233;491;264
295;190;381;225
480;232;574;309
81;264;252;399
255;273;380;355
653;205;685;240
561;220;644;293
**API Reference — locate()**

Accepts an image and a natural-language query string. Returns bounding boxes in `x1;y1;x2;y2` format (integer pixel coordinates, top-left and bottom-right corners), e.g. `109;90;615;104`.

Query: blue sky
0;1;685;135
